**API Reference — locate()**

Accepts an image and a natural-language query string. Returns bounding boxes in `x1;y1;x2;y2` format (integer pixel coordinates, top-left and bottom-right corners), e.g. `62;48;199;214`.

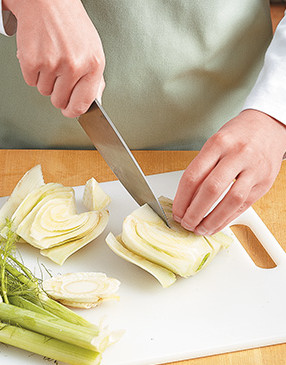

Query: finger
51;73;79;110
201;184;265;235
180;155;242;231
193;170;254;235
37;72;57;96
172;149;221;221
19;63;40;87
61;73;103;118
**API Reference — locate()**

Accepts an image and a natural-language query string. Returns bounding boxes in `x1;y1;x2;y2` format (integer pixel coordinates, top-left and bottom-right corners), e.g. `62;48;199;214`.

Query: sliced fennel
11;183;74;227
43;272;120;309
83;177;111;211
106;233;176;288
40;209;109;265
106;197;232;287
0;164;44;227
0;165;110;264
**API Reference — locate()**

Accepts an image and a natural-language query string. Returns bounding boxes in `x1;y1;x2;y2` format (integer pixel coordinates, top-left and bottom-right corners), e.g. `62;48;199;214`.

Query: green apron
0;0;272;149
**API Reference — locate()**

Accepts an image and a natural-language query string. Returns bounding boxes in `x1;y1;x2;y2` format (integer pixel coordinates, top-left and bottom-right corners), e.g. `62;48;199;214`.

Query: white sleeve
243;11;286;126
0;1;16;36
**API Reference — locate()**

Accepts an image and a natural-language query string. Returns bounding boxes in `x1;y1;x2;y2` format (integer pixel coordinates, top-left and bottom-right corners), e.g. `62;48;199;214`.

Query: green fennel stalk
0;219;114;364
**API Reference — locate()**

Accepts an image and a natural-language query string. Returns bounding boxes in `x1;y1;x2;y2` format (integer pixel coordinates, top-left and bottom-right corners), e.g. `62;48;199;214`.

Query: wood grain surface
0;149;285;365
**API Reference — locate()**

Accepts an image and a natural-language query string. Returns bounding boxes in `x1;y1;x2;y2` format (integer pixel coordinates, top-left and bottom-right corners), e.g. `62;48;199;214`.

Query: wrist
241;108;286;155
241;108;286;133
2;0;30;16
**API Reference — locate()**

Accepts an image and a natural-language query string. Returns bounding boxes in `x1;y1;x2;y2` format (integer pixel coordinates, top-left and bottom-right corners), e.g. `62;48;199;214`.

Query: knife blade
77;99;169;226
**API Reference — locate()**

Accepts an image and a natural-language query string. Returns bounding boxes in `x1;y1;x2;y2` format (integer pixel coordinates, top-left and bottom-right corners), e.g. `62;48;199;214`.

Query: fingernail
195;227;207;236
181;221;194;232
173;215;181;223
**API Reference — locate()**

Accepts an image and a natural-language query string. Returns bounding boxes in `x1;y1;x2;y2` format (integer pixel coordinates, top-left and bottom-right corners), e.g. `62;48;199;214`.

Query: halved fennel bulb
43;272;120;309
106;197;232;287
1;165;110;265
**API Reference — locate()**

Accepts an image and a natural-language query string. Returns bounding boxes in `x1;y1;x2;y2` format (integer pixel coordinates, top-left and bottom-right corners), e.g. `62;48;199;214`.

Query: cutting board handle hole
230;224;277;269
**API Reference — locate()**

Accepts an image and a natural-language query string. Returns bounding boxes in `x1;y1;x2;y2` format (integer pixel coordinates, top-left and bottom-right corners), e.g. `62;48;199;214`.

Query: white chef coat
0;2;16;36
243;10;286;125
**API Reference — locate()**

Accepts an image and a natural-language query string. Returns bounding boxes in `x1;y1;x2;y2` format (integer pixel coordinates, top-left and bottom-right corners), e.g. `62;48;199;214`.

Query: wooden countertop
0;149;285;365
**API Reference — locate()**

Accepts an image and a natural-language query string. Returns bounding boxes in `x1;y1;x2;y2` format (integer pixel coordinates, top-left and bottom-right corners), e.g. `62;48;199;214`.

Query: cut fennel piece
83;177;111;211
0;165;44;227
0;165;110;265
43;272;120;309
12;183;72;228
106;233;176;288
40;209;109;265
106;197;232;287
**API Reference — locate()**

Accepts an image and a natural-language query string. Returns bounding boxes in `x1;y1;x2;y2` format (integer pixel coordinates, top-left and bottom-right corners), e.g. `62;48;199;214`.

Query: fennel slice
83;177;111;211
40;209;109;265
0;165;44;227
56;296;121;309
106;233;176;288
42;272;120;308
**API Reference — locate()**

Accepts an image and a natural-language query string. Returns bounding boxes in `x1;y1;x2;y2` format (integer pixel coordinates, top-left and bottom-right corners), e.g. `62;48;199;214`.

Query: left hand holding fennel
172;109;286;235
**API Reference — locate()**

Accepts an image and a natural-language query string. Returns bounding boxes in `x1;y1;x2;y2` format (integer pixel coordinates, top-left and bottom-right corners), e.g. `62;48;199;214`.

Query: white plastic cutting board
0;170;286;365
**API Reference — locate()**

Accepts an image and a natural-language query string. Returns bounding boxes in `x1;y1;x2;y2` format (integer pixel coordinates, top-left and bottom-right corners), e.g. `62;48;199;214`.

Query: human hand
3;0;105;118
172;109;286;235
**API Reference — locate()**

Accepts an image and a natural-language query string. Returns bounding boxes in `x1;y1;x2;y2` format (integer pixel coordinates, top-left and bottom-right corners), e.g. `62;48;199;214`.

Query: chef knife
77;99;169;226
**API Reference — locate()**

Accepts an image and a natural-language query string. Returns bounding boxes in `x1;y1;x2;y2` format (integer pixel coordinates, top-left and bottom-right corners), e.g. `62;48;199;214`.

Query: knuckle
65;57;82;74
230;190;245;205
61;109;74;118
240;144;255;157
23;74;37;87
51;95;67;109
88;53;106;75
19;54;39;71
259;177;273;191
237;201;248;213
24;60;38;73
211;132;233;149
38;87;51;96
70;102;91;117
63;52;106;77
38;56;58;72
204;178;222;195
183;172;199;186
